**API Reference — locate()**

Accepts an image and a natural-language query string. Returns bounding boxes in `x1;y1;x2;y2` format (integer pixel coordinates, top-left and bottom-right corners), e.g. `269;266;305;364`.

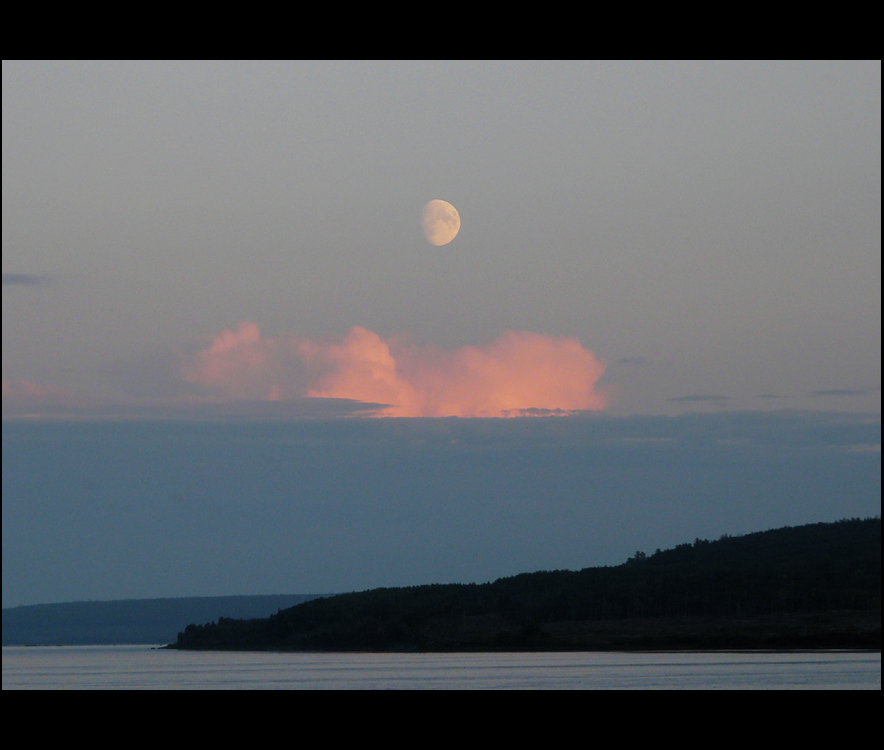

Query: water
2;646;879;689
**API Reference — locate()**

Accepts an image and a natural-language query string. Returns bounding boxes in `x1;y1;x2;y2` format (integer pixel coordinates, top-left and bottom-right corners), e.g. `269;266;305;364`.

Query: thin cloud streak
1;378;382;420
2;273;55;287
810;389;871;397
669;394;731;403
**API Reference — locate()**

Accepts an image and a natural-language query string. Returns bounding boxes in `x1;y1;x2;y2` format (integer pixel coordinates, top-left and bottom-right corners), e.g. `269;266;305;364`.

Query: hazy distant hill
2;594;325;646
170;518;881;652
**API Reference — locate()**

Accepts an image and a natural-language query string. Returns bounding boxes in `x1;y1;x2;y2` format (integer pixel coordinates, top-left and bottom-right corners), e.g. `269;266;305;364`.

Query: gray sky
3;60;880;416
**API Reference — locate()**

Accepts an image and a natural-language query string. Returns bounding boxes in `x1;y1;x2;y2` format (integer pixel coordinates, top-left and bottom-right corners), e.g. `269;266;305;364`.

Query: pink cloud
301;327;423;414
181;321;308;401
181;322;608;417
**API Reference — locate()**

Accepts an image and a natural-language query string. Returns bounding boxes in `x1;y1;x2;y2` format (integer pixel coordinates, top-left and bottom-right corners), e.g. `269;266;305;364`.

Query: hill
2;594;325;646
169;518;881;652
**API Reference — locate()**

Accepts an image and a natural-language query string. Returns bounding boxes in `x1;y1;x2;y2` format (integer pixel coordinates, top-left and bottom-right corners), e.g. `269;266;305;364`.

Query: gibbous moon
421;200;461;246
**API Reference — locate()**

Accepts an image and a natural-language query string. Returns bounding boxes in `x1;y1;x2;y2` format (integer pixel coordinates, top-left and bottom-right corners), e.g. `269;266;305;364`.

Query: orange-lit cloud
182;322;607;417
181;321;312;401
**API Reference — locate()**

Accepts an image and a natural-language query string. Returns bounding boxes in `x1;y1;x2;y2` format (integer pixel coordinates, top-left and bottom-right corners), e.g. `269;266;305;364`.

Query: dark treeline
170;518;881;652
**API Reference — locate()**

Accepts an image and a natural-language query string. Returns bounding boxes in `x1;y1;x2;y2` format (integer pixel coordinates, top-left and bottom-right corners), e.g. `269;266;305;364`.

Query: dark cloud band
2;273;53;287
810;389;870;397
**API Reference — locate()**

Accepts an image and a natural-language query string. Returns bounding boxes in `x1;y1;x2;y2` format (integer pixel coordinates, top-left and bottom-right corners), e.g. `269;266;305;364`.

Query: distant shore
165;609;880;652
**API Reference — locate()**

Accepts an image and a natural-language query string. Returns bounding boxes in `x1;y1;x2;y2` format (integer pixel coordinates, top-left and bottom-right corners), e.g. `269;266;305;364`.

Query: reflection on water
3;646;880;689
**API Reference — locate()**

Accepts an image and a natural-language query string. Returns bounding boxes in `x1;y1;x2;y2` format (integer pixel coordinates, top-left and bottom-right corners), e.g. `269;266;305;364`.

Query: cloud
1;377;379;421
810;389;871;397
2;273;55;287
181;321;311;401
181;322;608;417
2;379;95;416
668;394;731;403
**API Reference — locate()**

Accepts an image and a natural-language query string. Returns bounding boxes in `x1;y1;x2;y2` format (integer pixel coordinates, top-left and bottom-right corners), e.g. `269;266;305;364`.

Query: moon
421;200;461;246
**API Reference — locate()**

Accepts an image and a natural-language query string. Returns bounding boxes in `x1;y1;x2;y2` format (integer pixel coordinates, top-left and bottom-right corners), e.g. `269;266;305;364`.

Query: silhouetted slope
2;594;325;646
170;518;880;651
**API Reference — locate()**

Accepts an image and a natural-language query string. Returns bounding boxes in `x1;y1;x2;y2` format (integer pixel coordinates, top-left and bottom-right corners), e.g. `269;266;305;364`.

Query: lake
2;646;879;689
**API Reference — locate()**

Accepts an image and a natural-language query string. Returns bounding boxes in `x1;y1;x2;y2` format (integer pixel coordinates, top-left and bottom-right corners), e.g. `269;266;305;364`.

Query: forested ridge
170;518;881;651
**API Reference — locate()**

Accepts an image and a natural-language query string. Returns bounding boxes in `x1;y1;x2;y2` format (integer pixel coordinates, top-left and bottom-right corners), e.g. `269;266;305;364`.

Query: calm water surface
3;646;879;689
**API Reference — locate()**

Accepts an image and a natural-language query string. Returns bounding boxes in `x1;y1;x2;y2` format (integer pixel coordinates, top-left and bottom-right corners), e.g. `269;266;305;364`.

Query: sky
3;60;880;416
2;61;880;606
2;413;880;607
